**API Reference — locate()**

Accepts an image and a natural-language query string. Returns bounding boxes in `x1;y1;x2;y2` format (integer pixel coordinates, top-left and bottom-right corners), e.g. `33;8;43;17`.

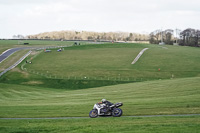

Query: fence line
21;68;149;82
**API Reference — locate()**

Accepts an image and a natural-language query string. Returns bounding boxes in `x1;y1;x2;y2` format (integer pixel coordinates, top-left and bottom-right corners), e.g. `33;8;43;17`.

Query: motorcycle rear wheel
89;109;98;118
112;108;123;117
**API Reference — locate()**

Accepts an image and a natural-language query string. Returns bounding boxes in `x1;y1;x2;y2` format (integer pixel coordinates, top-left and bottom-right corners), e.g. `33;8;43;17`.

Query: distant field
23;43;200;81
24;43;145;79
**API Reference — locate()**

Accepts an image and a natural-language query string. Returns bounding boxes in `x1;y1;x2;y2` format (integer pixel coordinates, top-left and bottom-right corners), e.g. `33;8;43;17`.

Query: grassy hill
1;43;200;89
0;42;200;132
0;76;200;132
23;43;200;80
0;76;200;118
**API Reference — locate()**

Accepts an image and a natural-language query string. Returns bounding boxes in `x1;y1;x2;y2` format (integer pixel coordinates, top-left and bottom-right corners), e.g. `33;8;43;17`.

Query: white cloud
0;0;200;38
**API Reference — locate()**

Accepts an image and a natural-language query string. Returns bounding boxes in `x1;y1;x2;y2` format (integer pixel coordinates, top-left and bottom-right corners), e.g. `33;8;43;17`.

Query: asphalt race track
0;114;200;120
0;47;33;63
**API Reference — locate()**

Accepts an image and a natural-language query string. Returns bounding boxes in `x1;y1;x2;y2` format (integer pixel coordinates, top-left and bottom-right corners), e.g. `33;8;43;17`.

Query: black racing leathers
103;101;113;107
102;101;113;112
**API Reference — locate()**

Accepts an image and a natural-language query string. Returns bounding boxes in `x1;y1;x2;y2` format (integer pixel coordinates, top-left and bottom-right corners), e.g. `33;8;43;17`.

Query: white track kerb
131;48;149;64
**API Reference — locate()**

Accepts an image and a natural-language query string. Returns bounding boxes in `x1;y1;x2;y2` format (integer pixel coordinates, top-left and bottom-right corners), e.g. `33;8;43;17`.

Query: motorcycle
89;102;123;118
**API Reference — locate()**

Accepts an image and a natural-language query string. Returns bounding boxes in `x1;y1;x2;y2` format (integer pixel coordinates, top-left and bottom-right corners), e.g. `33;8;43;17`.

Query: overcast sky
0;0;200;38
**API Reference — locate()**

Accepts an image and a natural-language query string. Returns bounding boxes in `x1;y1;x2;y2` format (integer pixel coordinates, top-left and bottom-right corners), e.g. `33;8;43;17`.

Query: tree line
149;28;200;47
27;30;149;42
14;28;200;47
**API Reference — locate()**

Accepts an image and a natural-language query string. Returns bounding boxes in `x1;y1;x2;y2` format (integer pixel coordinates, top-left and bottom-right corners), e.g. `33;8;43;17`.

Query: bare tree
149;30;161;44
164;29;174;45
179;28;200;46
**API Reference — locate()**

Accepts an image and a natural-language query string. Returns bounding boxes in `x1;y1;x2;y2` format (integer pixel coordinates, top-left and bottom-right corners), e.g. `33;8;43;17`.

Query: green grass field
0;76;200;132
0;41;200;132
0;76;200;118
1;116;200;133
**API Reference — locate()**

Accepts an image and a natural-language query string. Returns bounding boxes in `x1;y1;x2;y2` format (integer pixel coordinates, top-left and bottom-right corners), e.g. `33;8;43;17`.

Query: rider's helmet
102;99;107;103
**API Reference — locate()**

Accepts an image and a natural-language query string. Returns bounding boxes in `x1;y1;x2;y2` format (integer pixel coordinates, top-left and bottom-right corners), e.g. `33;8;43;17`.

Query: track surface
1;114;200;120
0;46;67;64
0;47;33;63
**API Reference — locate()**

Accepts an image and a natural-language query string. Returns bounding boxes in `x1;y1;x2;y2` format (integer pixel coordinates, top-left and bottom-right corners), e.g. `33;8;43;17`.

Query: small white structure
159;42;165;45
159;29;165;45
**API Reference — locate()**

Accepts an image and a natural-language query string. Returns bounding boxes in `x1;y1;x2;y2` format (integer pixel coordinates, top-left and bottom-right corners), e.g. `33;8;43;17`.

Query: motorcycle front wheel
112;108;123;117
89;109;98;118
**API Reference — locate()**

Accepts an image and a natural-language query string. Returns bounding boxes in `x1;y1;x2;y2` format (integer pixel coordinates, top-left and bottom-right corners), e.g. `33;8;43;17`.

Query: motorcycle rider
102;99;113;106
98;99;113;113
